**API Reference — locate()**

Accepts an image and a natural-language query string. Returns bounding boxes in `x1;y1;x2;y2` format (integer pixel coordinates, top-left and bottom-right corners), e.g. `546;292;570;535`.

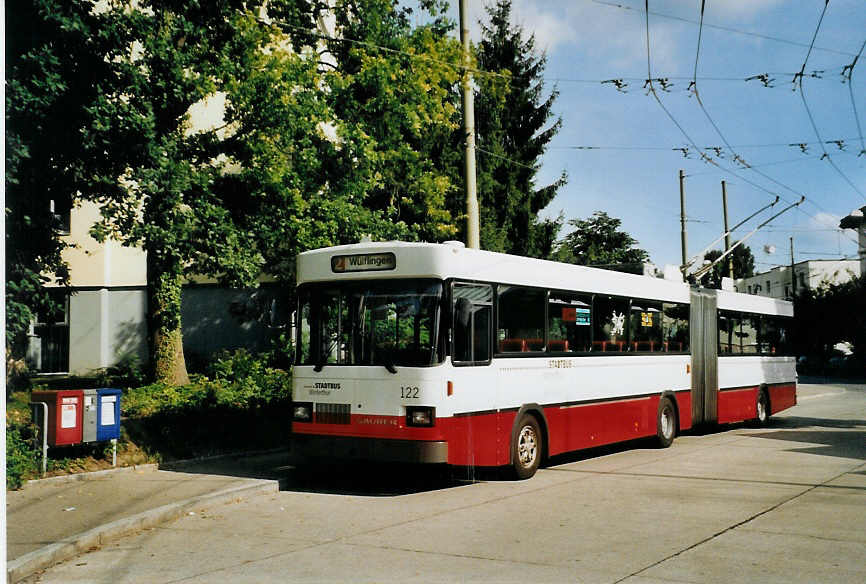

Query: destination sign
331;252;396;273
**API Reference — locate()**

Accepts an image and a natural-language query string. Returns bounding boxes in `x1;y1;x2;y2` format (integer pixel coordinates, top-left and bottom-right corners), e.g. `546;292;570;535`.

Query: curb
24;464;159;488
6;478;281;584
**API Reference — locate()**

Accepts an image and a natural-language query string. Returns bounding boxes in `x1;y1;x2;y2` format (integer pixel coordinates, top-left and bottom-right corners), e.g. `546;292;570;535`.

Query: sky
433;0;866;273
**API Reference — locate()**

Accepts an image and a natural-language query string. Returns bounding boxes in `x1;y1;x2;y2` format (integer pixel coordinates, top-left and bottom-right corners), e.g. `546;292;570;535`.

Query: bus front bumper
289;434;448;464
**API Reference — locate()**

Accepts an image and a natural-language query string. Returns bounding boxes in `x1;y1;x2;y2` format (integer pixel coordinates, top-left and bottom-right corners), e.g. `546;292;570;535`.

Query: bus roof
297;241;690;303
297;241;793;316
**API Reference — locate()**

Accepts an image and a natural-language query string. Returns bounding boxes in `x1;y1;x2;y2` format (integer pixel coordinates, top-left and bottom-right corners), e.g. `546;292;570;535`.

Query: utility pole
679;170;687;276
459;0;480;249
721;181;734;280
790;237;796;299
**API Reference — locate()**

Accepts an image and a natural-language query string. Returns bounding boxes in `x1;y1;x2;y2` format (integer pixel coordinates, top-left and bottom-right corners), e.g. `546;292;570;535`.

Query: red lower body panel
717;382;797;423
294;390;692;467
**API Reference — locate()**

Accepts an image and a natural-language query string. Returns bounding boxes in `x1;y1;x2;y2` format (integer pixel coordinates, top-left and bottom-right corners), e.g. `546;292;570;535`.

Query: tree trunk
147;254;190;385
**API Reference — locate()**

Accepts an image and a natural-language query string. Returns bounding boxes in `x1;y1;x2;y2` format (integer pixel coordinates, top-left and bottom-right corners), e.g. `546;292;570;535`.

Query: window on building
50;198;72;235
548;292;591;353
766;280;771;295
497;286;545;352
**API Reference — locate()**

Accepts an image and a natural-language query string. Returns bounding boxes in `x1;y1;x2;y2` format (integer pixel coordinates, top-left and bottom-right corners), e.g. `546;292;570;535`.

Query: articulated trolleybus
290;241;796;479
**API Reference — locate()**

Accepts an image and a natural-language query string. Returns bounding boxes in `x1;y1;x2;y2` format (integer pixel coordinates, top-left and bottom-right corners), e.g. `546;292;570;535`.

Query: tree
8;0;466;384
459;0;566;257
324;0;463;244
794;274;866;369
698;245;756;288
5;1;98;356
555;211;650;273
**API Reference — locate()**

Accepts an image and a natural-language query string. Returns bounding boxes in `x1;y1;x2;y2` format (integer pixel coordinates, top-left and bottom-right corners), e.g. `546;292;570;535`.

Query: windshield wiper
378;347;398;375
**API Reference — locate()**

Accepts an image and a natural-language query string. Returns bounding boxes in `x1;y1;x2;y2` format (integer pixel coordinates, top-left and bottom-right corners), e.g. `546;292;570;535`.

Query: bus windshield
297;279;443;368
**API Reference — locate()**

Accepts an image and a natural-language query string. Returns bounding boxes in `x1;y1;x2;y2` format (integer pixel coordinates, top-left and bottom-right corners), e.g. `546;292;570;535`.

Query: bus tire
756;390;770;426
511;414;542;480
656;397;676;448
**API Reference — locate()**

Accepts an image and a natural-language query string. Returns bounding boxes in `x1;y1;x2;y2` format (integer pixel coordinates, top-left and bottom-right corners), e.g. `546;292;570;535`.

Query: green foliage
461;0;566;257
6;395;39;490
96;355;147;389
325;0;463;244
556;211;650;273
794;273;866;371
123;350;291;418
699;246;756;289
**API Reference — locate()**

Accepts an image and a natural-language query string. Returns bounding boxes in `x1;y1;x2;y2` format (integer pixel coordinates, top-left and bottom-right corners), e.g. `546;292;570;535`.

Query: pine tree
471;0;567;257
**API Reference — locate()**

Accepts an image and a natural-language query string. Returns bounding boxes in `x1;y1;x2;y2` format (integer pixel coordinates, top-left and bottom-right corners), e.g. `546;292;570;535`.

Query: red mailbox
31;390;84;446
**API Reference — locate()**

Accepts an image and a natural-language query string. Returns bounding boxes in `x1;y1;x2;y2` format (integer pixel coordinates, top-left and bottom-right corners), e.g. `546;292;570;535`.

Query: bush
6;413;38;489
96;354;147;389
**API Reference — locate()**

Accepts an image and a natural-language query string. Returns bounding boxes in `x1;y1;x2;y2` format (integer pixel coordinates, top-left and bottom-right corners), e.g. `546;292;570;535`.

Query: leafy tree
699;245;756;288
555;211;650;273
794;274;866;369
5;1;94;355
464;0;566;257
324;0;463;243
8;0;467;384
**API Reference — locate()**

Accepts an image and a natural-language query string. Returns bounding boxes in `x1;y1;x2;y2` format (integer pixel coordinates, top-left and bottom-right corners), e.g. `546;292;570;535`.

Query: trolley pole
460;0;480;249
722;180;734;280
679;170;688;276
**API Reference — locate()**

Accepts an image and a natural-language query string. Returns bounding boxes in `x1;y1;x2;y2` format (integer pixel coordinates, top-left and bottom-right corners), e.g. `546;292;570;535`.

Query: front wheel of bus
512;414;542;480
656;397;676;448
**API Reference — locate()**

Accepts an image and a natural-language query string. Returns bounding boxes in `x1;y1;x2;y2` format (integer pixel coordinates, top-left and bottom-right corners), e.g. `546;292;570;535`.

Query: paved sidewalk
6;451;291;583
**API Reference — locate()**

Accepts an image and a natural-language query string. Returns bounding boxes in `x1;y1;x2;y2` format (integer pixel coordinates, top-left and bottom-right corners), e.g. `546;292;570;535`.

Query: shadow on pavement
743;419;866;462
162;451;475;496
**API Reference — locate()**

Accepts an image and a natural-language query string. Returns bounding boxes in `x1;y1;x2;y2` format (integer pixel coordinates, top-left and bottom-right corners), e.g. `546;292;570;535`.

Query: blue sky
435;0;866;272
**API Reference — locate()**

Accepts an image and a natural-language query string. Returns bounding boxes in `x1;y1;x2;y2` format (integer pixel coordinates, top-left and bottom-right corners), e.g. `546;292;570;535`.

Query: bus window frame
450;280;494;367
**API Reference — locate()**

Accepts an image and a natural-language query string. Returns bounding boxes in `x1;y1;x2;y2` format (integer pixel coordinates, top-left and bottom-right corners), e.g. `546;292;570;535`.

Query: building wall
735;260;861;300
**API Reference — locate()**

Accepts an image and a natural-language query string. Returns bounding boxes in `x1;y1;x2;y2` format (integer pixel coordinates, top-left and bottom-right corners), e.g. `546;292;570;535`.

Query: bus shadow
742;416;866;461
278;462;475;496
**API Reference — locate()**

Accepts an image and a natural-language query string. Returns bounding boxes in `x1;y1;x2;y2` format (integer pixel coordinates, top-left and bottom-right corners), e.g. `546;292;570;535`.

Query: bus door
690;289;718;425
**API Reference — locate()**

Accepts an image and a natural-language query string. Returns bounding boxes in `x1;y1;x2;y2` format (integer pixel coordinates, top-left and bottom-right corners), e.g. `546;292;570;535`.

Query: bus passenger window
718;312;741;354
548;293;591;352
763;316;790;355
662;303;689;352
630;300;662;351
592;296;630;352
497;286;546;353
741;315;761;354
453;283;493;364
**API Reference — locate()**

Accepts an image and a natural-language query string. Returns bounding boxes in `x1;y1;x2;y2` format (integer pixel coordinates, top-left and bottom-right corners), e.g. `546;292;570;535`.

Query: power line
795;1;866;203
590;0;858;58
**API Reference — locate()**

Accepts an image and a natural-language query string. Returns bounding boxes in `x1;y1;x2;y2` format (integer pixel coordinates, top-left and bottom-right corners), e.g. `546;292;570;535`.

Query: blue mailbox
95;388;122;441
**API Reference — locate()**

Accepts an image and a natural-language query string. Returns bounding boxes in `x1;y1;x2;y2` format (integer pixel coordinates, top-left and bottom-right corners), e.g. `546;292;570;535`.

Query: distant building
734;259;861;301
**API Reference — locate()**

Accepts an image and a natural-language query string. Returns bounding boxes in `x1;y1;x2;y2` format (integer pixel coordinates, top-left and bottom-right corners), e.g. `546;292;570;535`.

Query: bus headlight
293;403;313;422
406;406;435;427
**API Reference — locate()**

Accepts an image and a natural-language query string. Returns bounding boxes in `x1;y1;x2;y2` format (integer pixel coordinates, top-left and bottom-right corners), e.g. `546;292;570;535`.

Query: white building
734;259;861;300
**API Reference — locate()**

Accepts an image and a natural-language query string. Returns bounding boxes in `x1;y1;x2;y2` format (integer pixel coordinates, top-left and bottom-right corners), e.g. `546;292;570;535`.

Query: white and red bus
290;241;796;478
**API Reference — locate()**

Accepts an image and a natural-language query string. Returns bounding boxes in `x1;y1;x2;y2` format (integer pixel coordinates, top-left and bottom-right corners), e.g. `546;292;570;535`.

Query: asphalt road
27;382;866;583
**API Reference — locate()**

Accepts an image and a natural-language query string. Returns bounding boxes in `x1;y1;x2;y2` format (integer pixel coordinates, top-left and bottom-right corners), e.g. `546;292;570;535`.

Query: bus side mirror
456;298;472;328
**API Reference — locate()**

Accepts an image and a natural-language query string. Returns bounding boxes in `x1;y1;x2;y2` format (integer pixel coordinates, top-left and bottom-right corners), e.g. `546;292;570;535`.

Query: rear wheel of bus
656;397;676;448
511;414;542;480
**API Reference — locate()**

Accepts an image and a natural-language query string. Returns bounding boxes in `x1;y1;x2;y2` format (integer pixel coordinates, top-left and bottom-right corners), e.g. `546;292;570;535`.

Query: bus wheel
512;414;542;480
756;390;770;426
656;397;676;448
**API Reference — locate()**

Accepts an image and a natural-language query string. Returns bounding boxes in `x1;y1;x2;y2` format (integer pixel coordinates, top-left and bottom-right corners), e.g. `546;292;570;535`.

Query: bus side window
453;283;493;364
